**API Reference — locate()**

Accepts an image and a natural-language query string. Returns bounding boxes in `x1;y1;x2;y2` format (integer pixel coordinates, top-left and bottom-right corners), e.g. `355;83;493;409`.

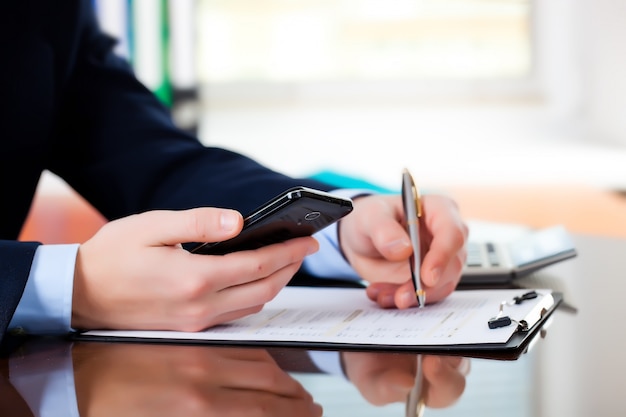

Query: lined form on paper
80;287;556;348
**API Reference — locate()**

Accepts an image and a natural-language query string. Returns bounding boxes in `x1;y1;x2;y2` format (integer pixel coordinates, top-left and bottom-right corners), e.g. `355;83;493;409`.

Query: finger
137;238;316;331
363;200;414;262
205;305;265;328
421;239;466;288
209;354;311;397
420;200;468;287
208;390;323;417
227;363;311;398
422;355;467;408
367;277;458;309
193;236;318;291
364;369;416;405
366;281;420;309
210;258;304;314
394;281;421;309
124;208;244;247
396;266;459;307
366;282;396;302
366;282;405;309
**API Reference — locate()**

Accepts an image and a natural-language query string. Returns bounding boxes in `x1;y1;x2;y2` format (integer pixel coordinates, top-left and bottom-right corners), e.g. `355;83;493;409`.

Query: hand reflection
341;352;469;409
72;343;323;417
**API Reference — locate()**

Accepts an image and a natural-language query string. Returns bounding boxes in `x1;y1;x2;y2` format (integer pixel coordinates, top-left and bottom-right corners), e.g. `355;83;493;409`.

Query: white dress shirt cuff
308;350;346;377
302;189;372;280
9;342;79;417
9;244;79;335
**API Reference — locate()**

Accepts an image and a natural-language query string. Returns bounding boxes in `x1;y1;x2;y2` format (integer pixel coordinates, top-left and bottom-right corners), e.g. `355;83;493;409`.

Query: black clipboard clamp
475;290;562;358
488;290;542;330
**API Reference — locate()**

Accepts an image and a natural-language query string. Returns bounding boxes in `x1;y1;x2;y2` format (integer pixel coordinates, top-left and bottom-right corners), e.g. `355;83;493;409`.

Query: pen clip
402;169;422;219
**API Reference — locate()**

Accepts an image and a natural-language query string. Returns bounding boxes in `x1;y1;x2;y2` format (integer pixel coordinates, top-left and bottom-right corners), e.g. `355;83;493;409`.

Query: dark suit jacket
0;0;331;344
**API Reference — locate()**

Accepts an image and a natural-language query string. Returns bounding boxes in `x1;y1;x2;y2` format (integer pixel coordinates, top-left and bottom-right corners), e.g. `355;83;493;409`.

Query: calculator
461;225;578;284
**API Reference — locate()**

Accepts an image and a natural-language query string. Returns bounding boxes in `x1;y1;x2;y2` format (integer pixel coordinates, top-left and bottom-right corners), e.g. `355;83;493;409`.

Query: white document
80;287;556;348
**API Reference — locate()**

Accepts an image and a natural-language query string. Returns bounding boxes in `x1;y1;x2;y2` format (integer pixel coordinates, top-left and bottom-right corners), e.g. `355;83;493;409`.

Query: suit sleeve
0;241;40;345
47;3;331;220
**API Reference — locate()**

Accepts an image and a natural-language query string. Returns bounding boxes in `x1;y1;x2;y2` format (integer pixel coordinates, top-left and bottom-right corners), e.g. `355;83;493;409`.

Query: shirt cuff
302;189;372;280
9;342;79;417
307;350;346;377
9;244;79;335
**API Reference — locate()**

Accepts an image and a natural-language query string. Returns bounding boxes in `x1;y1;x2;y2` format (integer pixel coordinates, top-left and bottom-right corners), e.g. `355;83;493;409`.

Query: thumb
368;216;413;262
127;208;244;246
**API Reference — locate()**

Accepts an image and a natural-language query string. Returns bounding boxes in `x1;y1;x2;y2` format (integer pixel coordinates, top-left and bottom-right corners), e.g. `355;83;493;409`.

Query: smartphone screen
189;187;354;255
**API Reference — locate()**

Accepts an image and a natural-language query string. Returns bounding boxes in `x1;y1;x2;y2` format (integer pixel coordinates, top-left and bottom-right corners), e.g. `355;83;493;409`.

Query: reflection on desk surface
1;338;476;417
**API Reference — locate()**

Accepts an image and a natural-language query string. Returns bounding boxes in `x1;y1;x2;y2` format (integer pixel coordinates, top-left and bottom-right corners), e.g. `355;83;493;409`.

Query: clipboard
74;287;562;356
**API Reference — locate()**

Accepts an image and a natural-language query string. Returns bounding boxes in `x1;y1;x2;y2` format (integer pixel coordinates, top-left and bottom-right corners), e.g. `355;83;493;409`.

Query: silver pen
406;354;426;417
402;168;426;308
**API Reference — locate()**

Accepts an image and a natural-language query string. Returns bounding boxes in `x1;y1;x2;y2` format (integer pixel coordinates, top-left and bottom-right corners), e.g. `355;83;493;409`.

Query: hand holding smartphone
189;187;354;255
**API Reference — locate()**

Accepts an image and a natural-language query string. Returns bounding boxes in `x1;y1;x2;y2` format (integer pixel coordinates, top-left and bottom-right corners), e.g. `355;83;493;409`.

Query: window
197;0;532;85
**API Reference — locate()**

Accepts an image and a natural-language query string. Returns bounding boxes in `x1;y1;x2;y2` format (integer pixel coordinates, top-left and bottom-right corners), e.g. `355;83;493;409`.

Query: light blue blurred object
309;170;395;194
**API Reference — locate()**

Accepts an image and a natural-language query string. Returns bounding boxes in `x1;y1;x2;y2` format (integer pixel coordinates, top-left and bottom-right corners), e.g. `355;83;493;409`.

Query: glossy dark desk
2;234;625;416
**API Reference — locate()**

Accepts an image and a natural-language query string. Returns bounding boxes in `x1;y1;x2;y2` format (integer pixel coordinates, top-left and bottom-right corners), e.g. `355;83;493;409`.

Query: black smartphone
189;187;354;255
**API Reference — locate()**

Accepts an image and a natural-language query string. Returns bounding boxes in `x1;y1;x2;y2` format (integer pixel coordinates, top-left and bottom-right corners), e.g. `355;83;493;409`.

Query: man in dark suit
0;0;468;345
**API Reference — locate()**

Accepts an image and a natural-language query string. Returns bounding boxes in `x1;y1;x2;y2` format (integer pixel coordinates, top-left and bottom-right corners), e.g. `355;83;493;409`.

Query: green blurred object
154;0;172;107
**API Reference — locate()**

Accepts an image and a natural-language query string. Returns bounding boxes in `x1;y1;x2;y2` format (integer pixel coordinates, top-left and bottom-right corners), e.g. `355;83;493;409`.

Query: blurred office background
89;0;626;192
26;0;626;243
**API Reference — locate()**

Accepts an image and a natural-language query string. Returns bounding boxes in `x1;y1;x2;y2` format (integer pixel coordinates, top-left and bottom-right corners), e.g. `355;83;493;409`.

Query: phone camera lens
304;212;321;221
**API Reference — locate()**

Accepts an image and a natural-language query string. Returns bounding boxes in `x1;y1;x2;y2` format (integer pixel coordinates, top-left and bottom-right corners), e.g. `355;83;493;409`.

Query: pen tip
416;290;426;308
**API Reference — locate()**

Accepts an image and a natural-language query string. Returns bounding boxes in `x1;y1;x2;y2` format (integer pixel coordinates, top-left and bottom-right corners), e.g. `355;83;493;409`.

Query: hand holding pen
402;168;426;308
337;168;468;310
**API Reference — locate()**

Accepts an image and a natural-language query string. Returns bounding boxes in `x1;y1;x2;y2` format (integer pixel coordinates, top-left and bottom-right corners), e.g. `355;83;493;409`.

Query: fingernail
384;238;411;254
220;211;239;232
306;243;319;255
430;267;441;285
457;358;471;376
391;383;410;396
311;402;324;416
